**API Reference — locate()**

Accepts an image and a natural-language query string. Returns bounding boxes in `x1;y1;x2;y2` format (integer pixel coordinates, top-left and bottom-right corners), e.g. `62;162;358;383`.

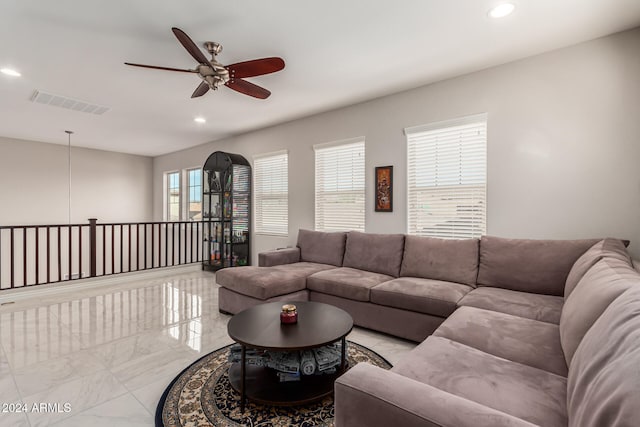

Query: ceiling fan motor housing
197;62;229;89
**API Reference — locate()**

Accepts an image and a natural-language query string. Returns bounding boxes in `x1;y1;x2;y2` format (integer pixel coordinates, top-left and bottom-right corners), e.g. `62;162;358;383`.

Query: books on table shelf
228;342;346;382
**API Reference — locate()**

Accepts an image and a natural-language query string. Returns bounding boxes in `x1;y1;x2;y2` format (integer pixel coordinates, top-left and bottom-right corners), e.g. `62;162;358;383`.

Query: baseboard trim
0;264;204;304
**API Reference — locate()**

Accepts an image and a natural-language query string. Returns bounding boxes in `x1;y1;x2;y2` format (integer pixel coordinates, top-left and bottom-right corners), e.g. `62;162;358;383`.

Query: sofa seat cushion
567;287;640;427
458;287;563;324
559;257;640;366
434;306;567;377
392;336;567;427
400;236;479;286
564;238;631;298
215;262;336;300
477;236;599;296
370;278;472;317
306;267;393;302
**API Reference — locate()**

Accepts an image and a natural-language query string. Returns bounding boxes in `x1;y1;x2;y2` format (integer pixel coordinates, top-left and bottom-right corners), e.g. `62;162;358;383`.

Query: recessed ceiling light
194;117;206;124
1;68;21;77
488;3;515;18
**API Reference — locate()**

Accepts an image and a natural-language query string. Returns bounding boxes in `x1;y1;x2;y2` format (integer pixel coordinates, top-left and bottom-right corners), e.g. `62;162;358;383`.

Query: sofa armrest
335;363;536;427
258;247;301;267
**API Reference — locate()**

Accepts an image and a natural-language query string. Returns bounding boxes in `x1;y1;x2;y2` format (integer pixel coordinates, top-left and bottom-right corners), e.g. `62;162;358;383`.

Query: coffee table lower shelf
228;363;346;406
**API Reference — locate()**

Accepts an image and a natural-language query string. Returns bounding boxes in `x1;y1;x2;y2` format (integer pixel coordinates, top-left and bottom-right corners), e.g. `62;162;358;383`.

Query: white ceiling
1;0;639;157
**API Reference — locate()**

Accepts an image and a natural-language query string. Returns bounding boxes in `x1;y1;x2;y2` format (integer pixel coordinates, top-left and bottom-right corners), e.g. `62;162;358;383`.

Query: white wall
0;137;154;287
0;136;153;225
154;27;640;260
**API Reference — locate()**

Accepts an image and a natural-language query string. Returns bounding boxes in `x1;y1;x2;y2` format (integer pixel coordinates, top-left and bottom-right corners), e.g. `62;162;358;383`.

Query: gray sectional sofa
215;230;640;427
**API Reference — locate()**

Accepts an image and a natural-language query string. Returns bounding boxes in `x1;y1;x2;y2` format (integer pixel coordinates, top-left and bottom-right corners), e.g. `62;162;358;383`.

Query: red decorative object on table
280;304;298;324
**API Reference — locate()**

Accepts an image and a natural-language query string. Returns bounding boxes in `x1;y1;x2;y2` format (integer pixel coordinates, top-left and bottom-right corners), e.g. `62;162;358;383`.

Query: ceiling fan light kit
125;27;285;99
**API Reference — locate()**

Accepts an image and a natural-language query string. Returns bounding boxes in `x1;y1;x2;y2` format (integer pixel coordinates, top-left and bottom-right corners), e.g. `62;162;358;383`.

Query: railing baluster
57;226;61;282
35;227;39;285
46;227;50;284
190;222;194;263
144;224;148;270
157;223;161;268
178;222;182;265
150;223;155;268
89;219;97;278
128;224;132;272
23;228;27;286
10;228;15;288
171;222;176;265
184;222;188;264
111;224;115;274
186;223;190;264
101;225;105;276
165;223;169;267
78;225;82;279
120;224;124;274
136;223;140;270
68;225;72;281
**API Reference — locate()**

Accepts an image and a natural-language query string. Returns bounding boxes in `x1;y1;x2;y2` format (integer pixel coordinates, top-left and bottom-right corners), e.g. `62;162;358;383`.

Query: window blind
314;138;365;232
406;114;487;239
254;151;288;236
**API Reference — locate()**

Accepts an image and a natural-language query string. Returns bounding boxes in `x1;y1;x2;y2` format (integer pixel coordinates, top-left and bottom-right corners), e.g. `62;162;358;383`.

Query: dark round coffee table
227;301;353;410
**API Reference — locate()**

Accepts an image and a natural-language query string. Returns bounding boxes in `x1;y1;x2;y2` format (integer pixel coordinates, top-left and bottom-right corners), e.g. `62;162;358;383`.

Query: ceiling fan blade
191;81;210;98
225;78;271;99
226;57;285;78
171;27;210;65
124;62;196;73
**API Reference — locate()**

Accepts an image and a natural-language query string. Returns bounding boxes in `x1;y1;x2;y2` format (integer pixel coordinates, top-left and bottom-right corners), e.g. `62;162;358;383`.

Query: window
187;168;202;221
166;171;181;221
314;138;365;232
253;151;288;236
406;114;487;239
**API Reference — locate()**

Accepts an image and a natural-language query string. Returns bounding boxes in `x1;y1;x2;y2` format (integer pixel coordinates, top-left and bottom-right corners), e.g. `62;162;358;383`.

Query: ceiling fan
125;27;285;99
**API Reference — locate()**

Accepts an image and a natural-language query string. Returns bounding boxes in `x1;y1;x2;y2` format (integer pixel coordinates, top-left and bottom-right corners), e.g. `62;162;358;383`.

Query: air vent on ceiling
30;90;110;115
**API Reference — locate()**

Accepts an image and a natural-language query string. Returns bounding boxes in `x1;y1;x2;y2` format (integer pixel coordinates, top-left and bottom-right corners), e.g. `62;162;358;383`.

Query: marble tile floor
0;269;416;426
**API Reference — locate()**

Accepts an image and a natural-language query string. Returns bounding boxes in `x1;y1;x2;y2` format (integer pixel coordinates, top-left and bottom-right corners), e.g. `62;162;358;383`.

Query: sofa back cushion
564;238;631;298
342;231;405;277
559;257;638;365
476;236;599;296
297;229;346;267
400;236;479;286
567;286;640;427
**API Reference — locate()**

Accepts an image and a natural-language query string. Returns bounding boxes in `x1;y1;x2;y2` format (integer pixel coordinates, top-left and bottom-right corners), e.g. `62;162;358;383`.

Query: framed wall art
375;166;393;212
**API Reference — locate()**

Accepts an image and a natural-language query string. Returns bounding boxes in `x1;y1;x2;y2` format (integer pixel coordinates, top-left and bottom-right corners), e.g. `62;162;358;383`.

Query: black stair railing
0;219;203;290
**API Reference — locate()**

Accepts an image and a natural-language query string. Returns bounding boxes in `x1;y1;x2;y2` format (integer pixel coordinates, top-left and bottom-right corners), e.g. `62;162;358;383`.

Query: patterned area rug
156;341;391;426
